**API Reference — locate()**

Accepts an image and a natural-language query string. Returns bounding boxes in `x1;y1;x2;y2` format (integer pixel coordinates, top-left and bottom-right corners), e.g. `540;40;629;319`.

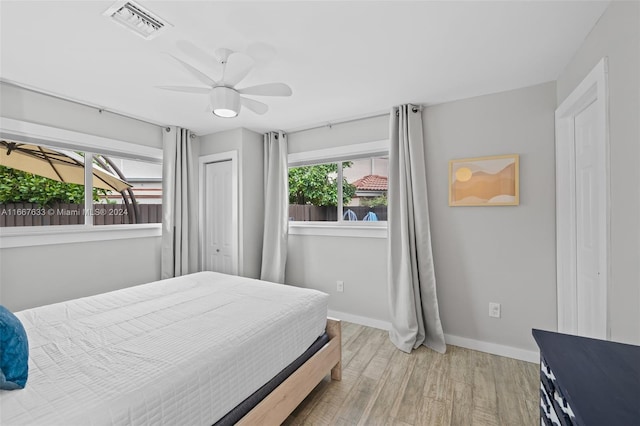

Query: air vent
103;0;172;40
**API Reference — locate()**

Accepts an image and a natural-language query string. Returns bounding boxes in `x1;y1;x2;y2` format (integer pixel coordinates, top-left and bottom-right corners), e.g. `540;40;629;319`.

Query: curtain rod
0;79;166;129
287;112;390;135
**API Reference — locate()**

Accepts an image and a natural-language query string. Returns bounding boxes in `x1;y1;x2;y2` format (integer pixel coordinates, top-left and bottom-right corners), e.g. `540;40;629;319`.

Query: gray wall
0;238;162;311
198;128;264;278
286;117;391;323
556;1;640;345
0;84;163;311
240;129;265;278
286;83;557;353
0;82;162;149
288;115;388;153
286;234;389;321
426;82;557;352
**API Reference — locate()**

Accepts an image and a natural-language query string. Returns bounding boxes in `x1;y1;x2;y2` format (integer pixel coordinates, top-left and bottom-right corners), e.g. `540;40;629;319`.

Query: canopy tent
0;141;131;192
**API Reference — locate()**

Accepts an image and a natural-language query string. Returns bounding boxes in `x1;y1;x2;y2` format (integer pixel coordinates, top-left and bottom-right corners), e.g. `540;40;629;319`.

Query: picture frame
449;154;519;206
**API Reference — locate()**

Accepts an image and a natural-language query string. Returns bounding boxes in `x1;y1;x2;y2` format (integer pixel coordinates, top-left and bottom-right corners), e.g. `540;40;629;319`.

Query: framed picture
449;154;519;206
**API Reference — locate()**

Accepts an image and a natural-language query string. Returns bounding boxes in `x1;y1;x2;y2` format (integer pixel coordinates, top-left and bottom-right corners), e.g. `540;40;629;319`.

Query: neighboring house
349;174;387;206
344;157;389;206
103;181;162;205
102;158;163;205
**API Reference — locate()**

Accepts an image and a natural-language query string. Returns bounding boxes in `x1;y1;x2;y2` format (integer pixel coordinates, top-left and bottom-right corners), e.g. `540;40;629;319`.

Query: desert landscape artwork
449;154;519;206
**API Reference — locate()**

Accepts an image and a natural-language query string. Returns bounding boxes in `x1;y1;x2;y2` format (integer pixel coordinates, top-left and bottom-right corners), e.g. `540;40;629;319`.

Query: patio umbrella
0;140;131;192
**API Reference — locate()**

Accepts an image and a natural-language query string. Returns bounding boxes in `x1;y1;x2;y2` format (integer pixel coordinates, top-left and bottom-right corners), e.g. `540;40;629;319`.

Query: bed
0;271;342;425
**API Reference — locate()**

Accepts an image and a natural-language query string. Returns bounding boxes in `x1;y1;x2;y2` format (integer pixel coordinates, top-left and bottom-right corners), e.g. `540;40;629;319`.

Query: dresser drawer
540;358;576;425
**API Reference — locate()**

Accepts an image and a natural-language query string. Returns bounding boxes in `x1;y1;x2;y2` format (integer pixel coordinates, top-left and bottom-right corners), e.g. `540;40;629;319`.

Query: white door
574;100;607;338
556;58;609;339
202;160;237;274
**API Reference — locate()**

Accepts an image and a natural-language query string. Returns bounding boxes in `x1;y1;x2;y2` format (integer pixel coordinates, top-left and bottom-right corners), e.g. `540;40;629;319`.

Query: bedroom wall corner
197;128;264;279
240;128;264;279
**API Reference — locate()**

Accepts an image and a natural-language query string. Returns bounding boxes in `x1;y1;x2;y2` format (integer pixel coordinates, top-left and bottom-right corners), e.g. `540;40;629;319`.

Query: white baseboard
444;334;539;363
327;310;539;363
328;310;391;331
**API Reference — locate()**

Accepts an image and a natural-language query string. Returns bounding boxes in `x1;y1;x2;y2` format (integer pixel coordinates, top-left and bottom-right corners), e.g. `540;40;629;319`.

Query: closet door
202;158;237;275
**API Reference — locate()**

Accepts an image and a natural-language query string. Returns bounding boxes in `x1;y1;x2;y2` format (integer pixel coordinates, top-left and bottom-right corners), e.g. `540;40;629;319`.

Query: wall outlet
336;280;344;292
489;302;501;318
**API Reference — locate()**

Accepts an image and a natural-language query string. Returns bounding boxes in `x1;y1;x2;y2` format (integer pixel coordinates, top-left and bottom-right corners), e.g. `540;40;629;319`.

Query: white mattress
0;272;328;425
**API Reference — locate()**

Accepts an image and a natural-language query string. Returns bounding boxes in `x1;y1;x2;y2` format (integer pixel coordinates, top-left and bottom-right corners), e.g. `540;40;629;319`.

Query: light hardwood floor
284;322;539;426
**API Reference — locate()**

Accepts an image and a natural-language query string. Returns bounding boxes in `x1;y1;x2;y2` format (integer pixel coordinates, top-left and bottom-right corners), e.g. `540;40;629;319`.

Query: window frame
0;117;163;248
288;140;388;239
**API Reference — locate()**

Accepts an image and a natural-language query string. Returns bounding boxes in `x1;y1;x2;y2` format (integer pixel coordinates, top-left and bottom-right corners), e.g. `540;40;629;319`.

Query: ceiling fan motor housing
210;86;240;117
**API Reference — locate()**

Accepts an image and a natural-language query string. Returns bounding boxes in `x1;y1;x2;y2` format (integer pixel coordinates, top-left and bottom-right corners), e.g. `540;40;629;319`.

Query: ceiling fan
157;46;292;118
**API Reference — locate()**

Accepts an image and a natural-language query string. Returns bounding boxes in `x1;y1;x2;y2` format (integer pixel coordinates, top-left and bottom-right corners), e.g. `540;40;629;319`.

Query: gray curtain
161;127;197;278
260;131;289;283
388;105;446;354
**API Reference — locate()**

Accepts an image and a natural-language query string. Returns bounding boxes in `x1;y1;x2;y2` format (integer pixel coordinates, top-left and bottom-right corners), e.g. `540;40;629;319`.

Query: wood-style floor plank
285;322;539;426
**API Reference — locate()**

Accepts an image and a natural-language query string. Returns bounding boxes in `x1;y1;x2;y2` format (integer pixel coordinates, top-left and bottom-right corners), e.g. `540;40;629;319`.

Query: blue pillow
0;305;29;390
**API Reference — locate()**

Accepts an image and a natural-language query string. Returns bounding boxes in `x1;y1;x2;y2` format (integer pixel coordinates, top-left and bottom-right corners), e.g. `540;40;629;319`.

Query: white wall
198;128;264;278
556;1;640;345
0;83;164;311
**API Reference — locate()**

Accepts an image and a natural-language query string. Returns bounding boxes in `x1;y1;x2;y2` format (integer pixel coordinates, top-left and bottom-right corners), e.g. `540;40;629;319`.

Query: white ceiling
0;1;609;136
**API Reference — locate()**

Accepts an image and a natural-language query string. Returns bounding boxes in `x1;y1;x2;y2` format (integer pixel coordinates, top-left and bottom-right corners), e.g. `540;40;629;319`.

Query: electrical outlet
489;302;501;318
336;280;344;292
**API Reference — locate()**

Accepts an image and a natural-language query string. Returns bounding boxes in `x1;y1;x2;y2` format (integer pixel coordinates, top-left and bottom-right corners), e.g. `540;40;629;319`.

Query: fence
289;205;387;222
0;203;162;227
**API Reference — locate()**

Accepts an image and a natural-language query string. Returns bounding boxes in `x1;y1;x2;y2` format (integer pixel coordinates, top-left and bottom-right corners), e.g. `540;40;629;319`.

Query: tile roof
353;174;388;191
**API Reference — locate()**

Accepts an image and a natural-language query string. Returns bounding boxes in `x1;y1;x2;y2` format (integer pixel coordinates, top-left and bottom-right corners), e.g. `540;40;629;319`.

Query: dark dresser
532;329;640;425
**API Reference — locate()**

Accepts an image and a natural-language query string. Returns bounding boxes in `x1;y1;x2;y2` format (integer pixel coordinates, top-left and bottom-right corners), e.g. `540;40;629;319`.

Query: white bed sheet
0;272;328;425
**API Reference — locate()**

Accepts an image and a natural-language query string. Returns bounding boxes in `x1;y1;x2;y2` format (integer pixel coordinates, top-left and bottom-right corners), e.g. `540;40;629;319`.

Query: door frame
555;57;610;336
199;151;240;275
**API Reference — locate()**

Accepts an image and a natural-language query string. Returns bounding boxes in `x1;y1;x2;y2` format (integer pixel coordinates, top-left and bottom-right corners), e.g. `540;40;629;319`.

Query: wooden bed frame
237;318;342;425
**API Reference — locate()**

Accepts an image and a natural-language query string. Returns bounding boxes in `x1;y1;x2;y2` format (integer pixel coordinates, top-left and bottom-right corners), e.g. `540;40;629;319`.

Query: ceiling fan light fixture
210;87;240;118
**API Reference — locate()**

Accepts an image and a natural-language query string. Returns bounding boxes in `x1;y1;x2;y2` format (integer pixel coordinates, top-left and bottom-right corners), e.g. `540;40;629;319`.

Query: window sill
0;224;162;248
288;222;387;238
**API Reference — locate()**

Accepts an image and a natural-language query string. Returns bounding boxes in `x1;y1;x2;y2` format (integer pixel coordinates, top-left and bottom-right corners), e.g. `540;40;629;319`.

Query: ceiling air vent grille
103;0;172;40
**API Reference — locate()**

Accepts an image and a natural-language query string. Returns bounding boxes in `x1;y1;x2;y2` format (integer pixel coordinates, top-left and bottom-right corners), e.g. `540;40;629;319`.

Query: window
0;118;163;248
93;155;162;226
0;142;162;228
288;156;388;222
287;141;388;232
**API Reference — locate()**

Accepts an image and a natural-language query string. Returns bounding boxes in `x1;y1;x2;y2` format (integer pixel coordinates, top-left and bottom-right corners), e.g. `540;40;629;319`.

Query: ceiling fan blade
240;97;269;115
156;86;211;94
238;82;292;97
176;40;223;75
169;54;217;87
222;52;255;87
